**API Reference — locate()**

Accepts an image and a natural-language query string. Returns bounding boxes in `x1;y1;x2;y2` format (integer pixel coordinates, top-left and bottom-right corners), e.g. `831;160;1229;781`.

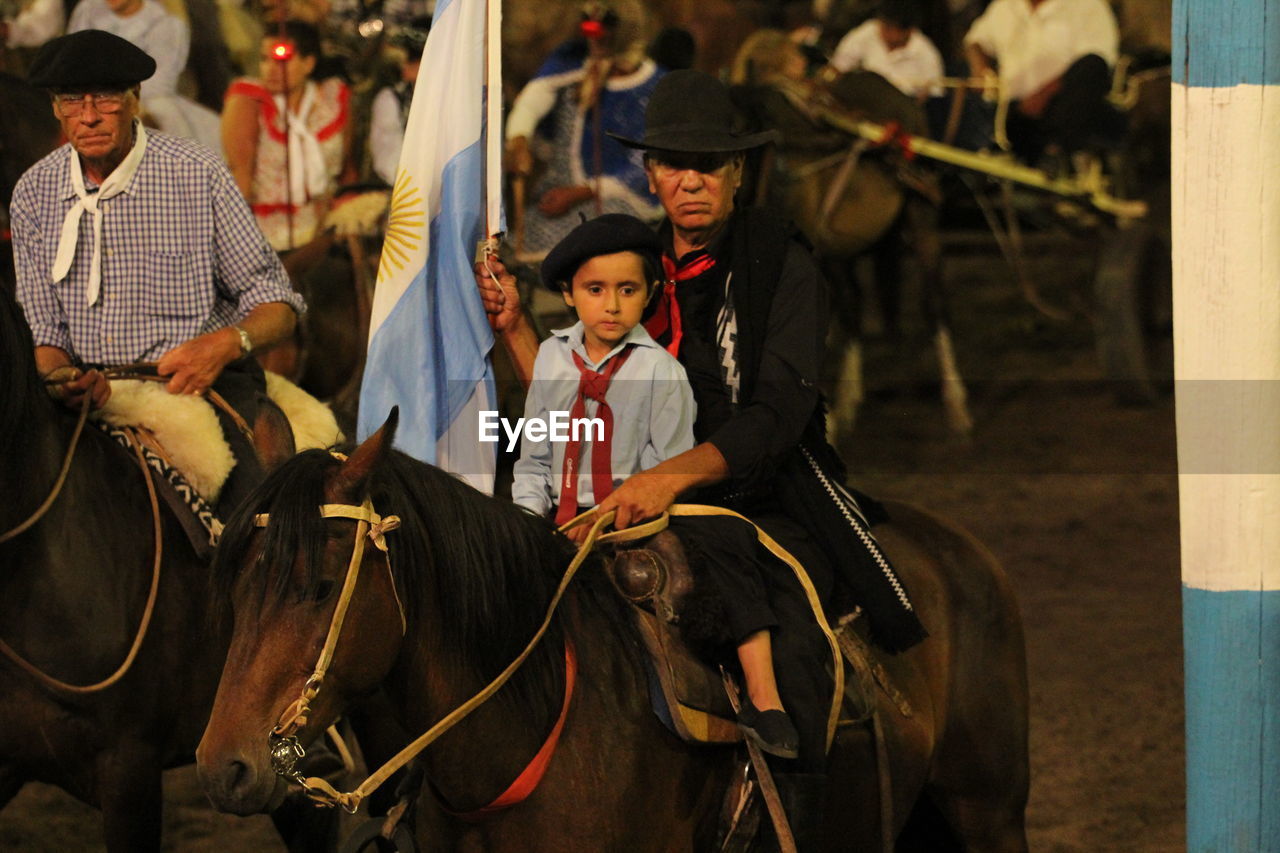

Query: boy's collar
551;321;661;366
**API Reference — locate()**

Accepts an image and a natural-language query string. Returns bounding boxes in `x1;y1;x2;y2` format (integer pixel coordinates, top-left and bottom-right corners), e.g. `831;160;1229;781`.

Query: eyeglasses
55;91;129;117
647;151;738;177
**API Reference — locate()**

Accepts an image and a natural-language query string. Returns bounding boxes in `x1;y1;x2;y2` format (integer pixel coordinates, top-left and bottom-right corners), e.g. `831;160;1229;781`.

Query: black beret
28;30;157;90
540;214;664;291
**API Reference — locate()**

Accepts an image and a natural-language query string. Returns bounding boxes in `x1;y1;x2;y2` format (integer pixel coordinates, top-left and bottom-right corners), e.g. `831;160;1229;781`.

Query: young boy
511;214;696;533
511;213;803;759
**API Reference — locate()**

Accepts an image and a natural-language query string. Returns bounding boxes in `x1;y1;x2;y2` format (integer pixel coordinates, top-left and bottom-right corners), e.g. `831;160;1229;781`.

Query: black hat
28;30;156;90
541;214;663;291
609;69;776;152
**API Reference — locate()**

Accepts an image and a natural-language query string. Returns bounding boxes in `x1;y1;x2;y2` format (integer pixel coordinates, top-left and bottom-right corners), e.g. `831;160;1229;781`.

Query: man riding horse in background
964;0;1126;163
9;30;304;512
478;69;927;849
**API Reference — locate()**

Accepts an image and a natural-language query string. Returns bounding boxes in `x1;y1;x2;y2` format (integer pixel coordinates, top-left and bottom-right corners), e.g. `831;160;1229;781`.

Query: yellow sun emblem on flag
377;170;426;284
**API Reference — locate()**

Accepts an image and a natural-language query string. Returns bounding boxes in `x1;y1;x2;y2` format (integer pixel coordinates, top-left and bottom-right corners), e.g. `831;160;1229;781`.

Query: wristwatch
233;325;253;356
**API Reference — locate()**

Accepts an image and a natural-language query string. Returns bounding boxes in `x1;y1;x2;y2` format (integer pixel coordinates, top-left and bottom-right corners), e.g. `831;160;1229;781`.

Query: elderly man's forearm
500;312;540;389
237;302;297;352
34;346;74;376
653;442;731;495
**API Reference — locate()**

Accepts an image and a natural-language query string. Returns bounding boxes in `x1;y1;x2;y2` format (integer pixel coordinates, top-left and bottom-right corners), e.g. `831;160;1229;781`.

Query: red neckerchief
553;345;635;526
645;252;717;357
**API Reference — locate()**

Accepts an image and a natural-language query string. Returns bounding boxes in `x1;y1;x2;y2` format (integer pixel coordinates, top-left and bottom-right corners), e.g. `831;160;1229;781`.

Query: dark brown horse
0;284;335;850
0;72;61;293
0;286;233;850
197;412;1029;850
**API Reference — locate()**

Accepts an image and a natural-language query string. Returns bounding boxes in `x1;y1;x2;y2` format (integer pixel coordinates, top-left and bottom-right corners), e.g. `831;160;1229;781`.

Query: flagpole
483;0;503;244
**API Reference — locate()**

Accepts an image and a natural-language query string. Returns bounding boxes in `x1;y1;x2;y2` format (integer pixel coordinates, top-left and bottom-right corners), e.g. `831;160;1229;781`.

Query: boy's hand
563;515;595;546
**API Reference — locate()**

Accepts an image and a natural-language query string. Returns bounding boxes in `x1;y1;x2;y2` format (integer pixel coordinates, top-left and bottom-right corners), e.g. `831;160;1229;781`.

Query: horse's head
197;411;408;815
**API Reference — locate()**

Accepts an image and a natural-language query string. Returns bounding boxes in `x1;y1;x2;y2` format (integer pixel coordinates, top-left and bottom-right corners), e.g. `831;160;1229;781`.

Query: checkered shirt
10;132;304;364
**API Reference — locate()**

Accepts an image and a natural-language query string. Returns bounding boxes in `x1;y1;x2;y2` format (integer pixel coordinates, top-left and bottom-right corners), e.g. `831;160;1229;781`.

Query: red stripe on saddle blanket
448;642;577;821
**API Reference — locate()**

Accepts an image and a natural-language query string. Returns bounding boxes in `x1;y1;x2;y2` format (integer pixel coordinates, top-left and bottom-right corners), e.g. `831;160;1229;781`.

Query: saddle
94;371;343;557
605;531;902;747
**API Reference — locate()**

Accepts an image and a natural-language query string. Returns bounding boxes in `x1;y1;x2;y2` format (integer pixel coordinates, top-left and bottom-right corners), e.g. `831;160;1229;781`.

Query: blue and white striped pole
1174;1;1280;848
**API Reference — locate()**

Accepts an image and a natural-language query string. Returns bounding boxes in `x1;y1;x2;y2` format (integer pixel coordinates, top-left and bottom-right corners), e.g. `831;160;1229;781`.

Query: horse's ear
332;408;399;500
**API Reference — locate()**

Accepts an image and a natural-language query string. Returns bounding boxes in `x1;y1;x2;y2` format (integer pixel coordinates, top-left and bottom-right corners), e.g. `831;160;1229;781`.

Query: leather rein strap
0;361;256;694
266;500;842;818
0;392;92;546
258;498;405;747
0;425;165;694
0;362;248;547
265;503;663;813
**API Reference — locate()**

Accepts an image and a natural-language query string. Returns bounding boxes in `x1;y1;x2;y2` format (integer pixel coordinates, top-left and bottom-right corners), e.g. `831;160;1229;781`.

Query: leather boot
757;772;827;852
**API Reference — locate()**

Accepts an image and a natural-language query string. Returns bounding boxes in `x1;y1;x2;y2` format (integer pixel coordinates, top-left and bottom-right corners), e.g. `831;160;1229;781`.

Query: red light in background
271;41;294;61
579;20;605;39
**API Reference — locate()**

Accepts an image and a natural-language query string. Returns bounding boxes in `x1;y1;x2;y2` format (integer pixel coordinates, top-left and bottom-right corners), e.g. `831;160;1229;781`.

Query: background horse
730;32;971;439
197;412;1029;850
0;72;61;294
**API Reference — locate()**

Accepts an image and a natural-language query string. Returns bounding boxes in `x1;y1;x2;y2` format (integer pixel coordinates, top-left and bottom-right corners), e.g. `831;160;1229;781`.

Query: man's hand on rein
157;327;239;396
46;366;111;410
564;513;596;546
594;471;678;531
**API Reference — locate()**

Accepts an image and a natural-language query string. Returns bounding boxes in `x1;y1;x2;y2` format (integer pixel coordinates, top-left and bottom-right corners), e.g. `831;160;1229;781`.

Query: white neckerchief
52;120;149;306
275;81;329;205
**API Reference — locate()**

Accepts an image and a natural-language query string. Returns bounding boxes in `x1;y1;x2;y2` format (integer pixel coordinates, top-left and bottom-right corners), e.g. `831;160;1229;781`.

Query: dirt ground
0;240;1183;850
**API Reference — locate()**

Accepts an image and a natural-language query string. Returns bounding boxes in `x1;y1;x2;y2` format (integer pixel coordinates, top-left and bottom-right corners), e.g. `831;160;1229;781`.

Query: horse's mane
0;286;52;460
214;447;635;721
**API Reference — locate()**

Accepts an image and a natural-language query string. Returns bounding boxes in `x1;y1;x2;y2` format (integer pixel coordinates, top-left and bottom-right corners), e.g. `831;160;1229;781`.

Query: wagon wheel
1091;218;1172;404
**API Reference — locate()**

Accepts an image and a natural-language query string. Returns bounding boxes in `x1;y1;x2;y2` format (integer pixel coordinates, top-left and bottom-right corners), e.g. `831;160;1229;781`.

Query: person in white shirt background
67;0;224;153
2;0;63;56
964;0;1125;162
368;18;428;187
829;0;944;101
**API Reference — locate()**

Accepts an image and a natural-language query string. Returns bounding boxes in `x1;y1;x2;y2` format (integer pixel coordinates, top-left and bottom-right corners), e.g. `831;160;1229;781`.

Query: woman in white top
3;0;63;51
67;0;223;152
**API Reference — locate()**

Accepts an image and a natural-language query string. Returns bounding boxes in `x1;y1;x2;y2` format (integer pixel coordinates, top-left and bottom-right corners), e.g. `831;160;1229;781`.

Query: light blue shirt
512;321;696;516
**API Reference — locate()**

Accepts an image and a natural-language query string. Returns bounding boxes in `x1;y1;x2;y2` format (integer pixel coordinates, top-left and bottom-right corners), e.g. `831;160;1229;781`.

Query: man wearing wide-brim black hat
478;69;926;848
12;29;303;513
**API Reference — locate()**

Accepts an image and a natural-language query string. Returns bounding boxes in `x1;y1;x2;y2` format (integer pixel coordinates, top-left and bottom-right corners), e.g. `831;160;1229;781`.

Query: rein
0;362;249;547
262;499;662;813
0;427;165;695
0;392;91;546
261;497;843;818
0;359;266;694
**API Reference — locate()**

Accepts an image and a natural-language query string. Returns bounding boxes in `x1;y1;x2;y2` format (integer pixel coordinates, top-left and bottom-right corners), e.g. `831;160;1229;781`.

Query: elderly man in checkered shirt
10;30;303;418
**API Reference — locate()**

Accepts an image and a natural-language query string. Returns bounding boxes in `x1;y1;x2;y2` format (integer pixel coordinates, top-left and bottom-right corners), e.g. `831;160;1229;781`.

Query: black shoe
737;698;800;759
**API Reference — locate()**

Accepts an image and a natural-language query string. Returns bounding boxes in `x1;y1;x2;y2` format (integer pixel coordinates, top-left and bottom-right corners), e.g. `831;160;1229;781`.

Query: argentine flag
358;0;503;493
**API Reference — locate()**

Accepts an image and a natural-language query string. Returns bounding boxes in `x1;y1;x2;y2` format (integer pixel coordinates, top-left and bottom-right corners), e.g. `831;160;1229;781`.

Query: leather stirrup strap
721;669;798;853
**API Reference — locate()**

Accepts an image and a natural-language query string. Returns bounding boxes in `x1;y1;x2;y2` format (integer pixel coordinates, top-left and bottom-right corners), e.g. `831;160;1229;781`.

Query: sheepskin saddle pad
93;371;343;506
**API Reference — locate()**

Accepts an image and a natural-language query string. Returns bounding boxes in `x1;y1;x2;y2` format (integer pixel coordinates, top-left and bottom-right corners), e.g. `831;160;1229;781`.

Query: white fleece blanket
94;371;343;502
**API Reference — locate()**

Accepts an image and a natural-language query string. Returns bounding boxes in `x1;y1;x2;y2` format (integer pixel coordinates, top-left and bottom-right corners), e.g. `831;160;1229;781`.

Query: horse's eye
313;580;336;602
